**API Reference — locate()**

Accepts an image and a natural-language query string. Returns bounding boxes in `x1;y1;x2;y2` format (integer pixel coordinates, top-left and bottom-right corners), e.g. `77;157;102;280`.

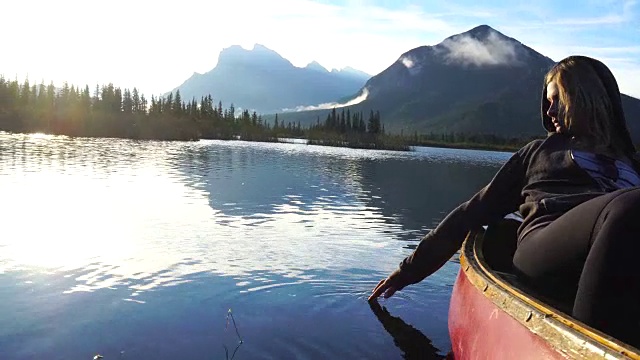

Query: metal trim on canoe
460;229;640;359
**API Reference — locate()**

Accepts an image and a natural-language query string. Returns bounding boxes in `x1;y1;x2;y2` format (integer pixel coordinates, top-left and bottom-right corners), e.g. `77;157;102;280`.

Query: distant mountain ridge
274;25;640;142
169;44;370;114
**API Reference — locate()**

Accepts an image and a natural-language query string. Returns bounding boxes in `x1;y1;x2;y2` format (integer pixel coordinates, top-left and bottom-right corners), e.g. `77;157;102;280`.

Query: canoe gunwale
460;229;640;359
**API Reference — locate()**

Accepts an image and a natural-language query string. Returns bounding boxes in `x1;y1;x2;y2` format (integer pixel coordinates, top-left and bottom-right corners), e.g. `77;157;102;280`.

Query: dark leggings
513;187;640;347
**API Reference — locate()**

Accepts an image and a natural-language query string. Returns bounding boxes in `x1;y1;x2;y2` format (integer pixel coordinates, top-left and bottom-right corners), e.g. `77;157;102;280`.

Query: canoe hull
448;230;640;359
448;267;565;359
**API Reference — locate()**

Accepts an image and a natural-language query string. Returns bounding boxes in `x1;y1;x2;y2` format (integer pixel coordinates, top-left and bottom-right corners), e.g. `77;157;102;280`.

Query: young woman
369;56;640;346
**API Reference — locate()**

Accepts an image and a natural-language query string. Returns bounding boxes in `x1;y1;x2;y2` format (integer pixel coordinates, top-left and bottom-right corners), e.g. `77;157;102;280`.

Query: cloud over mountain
287;88;370;111
440;30;521;66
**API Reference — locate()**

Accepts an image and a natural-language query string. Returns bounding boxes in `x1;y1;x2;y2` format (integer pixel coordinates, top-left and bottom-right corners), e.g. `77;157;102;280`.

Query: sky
2;0;639;98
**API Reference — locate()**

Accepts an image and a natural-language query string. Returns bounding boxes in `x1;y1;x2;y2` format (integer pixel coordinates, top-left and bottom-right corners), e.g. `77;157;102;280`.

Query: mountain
331;67;371;81
275;25;640;142
305;61;329;73
168;44;370;113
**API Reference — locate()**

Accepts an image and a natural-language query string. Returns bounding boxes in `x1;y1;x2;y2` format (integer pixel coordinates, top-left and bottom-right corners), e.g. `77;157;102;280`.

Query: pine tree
132;88;140;113
122;88;133;114
174;90;182;116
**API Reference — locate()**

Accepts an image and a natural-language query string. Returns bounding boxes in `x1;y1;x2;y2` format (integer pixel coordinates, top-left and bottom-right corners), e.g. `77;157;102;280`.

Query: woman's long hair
544;57;627;157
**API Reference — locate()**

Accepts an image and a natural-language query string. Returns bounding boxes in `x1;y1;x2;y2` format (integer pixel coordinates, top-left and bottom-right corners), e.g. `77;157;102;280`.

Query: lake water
0;132;511;360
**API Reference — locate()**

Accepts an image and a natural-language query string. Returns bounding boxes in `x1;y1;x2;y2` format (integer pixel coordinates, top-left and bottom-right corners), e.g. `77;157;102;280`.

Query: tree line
0;77;400;147
0;76;532;151
302;107;410;150
0;77;310;141
406;130;539;151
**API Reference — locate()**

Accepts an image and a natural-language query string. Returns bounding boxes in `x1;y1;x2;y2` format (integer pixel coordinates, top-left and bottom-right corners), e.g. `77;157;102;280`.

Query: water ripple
0;132;504;359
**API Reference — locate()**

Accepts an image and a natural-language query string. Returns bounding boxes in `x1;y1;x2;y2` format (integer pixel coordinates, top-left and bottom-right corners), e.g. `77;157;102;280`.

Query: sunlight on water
0;135;428;293
26;132;57;140
0;133;510;359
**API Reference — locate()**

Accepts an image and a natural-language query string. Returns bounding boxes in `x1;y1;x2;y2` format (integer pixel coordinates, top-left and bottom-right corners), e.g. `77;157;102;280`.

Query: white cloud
286;88;369;112
0;0;456;97
439;31;521;67
562;45;640;55
524;42;640;98
588;58;640;98
497;0;636;29
551;15;625;25
400;57;415;69
552;0;636;25
1;0;639;99
399;55;423;76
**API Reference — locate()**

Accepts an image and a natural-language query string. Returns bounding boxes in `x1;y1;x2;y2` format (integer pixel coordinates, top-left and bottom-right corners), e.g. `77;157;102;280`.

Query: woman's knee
589;187;640;251
601;187;640;222
512;250;532;277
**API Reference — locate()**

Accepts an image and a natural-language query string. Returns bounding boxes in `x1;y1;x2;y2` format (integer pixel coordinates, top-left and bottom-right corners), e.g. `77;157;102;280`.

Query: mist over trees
0;77;402;148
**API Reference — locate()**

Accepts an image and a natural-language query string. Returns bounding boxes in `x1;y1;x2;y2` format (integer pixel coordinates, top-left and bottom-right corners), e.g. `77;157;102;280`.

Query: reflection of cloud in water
179;140;510;219
0;133;511;298
178;140;374;217
0;133;521;359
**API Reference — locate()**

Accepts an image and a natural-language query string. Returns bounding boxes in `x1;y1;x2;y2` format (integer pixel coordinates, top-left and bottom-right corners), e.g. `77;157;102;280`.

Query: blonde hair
544;58;624;156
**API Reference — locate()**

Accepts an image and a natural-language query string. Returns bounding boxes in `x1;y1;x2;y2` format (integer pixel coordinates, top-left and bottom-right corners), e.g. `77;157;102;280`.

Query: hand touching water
368;268;407;301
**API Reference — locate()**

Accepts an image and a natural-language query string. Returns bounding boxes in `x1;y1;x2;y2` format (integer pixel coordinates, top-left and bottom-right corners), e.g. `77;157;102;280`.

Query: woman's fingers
383;286;397;299
370;268;407;301
374;278;385;291
369;279;388;301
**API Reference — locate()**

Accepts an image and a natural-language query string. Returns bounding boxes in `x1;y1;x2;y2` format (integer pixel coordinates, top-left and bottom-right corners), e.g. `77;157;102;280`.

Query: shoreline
2;129;524;153
407;141;522;152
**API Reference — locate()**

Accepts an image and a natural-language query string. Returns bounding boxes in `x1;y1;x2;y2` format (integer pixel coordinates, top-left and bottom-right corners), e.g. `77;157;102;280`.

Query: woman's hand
368;268;408;301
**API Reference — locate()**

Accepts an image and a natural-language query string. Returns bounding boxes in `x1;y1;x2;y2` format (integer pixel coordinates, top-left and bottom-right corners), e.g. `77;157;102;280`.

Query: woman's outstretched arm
369;147;528;300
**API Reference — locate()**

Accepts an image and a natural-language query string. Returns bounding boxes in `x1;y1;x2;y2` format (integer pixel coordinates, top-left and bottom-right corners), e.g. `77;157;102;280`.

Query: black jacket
396;56;640;288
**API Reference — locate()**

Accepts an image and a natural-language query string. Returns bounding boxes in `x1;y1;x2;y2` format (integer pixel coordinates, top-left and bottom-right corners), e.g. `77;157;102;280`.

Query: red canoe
448;220;640;359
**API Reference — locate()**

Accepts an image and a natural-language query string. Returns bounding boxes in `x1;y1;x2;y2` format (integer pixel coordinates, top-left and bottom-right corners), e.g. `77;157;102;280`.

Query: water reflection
369;299;446;360
0;132;509;359
356;156;505;242
223;309;243;360
174;139;510;245
175;140;370;218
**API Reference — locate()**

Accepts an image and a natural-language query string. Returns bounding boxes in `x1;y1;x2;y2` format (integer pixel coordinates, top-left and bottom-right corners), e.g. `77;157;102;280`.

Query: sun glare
27;133;55;140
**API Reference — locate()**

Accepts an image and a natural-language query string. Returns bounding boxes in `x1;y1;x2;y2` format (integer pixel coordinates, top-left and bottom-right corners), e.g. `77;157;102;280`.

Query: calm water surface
0;132;511;359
